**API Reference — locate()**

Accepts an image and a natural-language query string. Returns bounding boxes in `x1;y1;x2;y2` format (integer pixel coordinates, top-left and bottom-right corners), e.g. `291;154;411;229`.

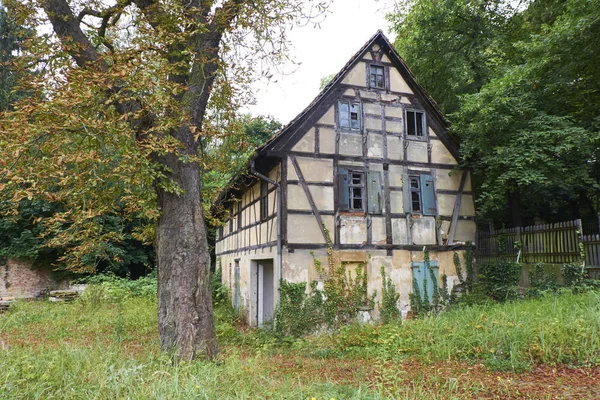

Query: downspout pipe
250;159;282;313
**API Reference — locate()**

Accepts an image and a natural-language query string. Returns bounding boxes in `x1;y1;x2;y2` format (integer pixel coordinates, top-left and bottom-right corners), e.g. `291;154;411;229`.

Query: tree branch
184;0;245;129
41;0;106;70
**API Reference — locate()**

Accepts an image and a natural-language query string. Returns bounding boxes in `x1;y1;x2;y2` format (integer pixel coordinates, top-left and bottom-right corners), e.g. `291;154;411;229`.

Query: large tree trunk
156;153;217;360
40;0;243;361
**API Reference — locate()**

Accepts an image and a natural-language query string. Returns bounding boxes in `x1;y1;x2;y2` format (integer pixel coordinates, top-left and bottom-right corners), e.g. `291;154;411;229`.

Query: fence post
576;219;585;268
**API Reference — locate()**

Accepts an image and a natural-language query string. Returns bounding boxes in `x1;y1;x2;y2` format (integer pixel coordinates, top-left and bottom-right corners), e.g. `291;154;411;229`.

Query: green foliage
202;114;281;204
527;262;559;296
379;267;401;324
2;288;600;396
274;233;377;336
390;0;600;224
409;249;456;318
210;265;229;307
79;273;157;305
409;276;428;317
312;230;375;328
319;73;336;90
0;198;155;276
0;6;32;112
389;0;516;115
561;263;585;287
321;291;600;371
274;280;323;338
478;260;522;301
321;262;374;328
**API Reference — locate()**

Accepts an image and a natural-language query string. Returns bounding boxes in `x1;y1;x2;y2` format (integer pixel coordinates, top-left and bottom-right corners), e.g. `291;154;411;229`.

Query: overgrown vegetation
274;230;376;337
409;249;456;317
379;267;401;324
2;284;600;398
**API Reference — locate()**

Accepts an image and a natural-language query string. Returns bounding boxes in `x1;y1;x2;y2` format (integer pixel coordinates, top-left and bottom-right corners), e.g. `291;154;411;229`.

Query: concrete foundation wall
219;247;467;324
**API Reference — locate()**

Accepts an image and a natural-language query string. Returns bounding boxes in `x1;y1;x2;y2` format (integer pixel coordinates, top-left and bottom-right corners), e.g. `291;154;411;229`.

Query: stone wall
0;258;65;299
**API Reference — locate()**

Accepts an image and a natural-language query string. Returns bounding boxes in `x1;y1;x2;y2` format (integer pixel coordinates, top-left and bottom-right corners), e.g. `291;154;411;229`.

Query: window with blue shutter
411;260;439;303
367;171;382;214
338;167;382;214
420;175;436;216
337;167;349;211
403;173;436;215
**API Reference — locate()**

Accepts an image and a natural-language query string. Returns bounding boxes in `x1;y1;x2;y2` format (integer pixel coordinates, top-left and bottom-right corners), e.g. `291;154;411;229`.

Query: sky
248;0;398;123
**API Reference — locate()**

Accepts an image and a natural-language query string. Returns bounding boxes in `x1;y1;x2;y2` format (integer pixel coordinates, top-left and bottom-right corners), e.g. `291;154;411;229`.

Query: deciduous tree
0;0;328;360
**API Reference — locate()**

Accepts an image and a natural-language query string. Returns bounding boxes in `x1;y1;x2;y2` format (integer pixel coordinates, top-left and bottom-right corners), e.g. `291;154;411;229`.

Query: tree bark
156;152;217;360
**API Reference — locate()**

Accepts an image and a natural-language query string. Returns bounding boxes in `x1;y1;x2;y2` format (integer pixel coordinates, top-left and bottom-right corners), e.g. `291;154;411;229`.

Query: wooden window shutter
337;167;349;210
411;260;439;303
367;171;382;214
402;173;411;213
420;174;436;216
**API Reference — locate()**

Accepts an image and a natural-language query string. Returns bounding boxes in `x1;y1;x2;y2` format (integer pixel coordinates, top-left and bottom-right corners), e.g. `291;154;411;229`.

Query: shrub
379;267;400;324
274;280;323;338
211;265;229;306
79;273;157;305
478;260;521;301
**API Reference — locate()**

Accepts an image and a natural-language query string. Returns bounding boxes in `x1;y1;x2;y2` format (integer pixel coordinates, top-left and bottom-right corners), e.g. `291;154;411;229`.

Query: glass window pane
411;192;421;211
410;177;419;188
407;111;415;135
416;112;424;136
353;198;363;209
339;102;349;128
350;103;360;130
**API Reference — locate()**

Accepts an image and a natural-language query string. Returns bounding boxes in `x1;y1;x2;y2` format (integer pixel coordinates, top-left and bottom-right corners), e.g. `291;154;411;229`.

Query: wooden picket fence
477;219;600;279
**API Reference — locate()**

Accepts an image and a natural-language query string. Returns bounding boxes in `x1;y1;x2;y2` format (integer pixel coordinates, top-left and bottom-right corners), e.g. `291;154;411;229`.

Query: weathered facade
215;31;476;325
0;258;65;299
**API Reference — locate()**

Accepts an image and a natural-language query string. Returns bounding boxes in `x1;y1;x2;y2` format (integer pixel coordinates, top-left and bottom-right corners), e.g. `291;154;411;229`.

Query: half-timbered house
214;31;476;326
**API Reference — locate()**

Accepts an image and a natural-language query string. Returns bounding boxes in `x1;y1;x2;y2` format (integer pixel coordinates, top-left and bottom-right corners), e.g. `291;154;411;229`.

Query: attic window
338;101;361;131
369;65;385;89
406;110;425;137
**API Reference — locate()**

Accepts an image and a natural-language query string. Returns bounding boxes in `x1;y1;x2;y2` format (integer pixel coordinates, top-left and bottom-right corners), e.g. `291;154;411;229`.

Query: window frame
405;109;427;138
337;100;362;132
403;173;436;216
348;170;365;211
409;175;422;214
337;167;382;214
369;64;386;89
237;201;242;231
260;181;269;221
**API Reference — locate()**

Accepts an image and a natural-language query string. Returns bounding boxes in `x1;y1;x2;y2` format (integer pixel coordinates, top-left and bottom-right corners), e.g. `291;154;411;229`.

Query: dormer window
406;110;426;137
338;101;361;131
369;65;385;89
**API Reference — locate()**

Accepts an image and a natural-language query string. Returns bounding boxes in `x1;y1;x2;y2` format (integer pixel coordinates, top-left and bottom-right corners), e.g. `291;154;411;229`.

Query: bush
379;267;401;324
80;273;157;305
211;265;229;306
274;280;323;338
478;260;522;302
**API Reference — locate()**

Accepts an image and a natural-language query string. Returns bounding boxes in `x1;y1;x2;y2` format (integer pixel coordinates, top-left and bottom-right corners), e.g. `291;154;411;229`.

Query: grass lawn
1;290;600;399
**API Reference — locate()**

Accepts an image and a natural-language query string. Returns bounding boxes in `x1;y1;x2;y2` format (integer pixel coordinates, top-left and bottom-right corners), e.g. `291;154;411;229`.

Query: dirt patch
266;353;600;399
